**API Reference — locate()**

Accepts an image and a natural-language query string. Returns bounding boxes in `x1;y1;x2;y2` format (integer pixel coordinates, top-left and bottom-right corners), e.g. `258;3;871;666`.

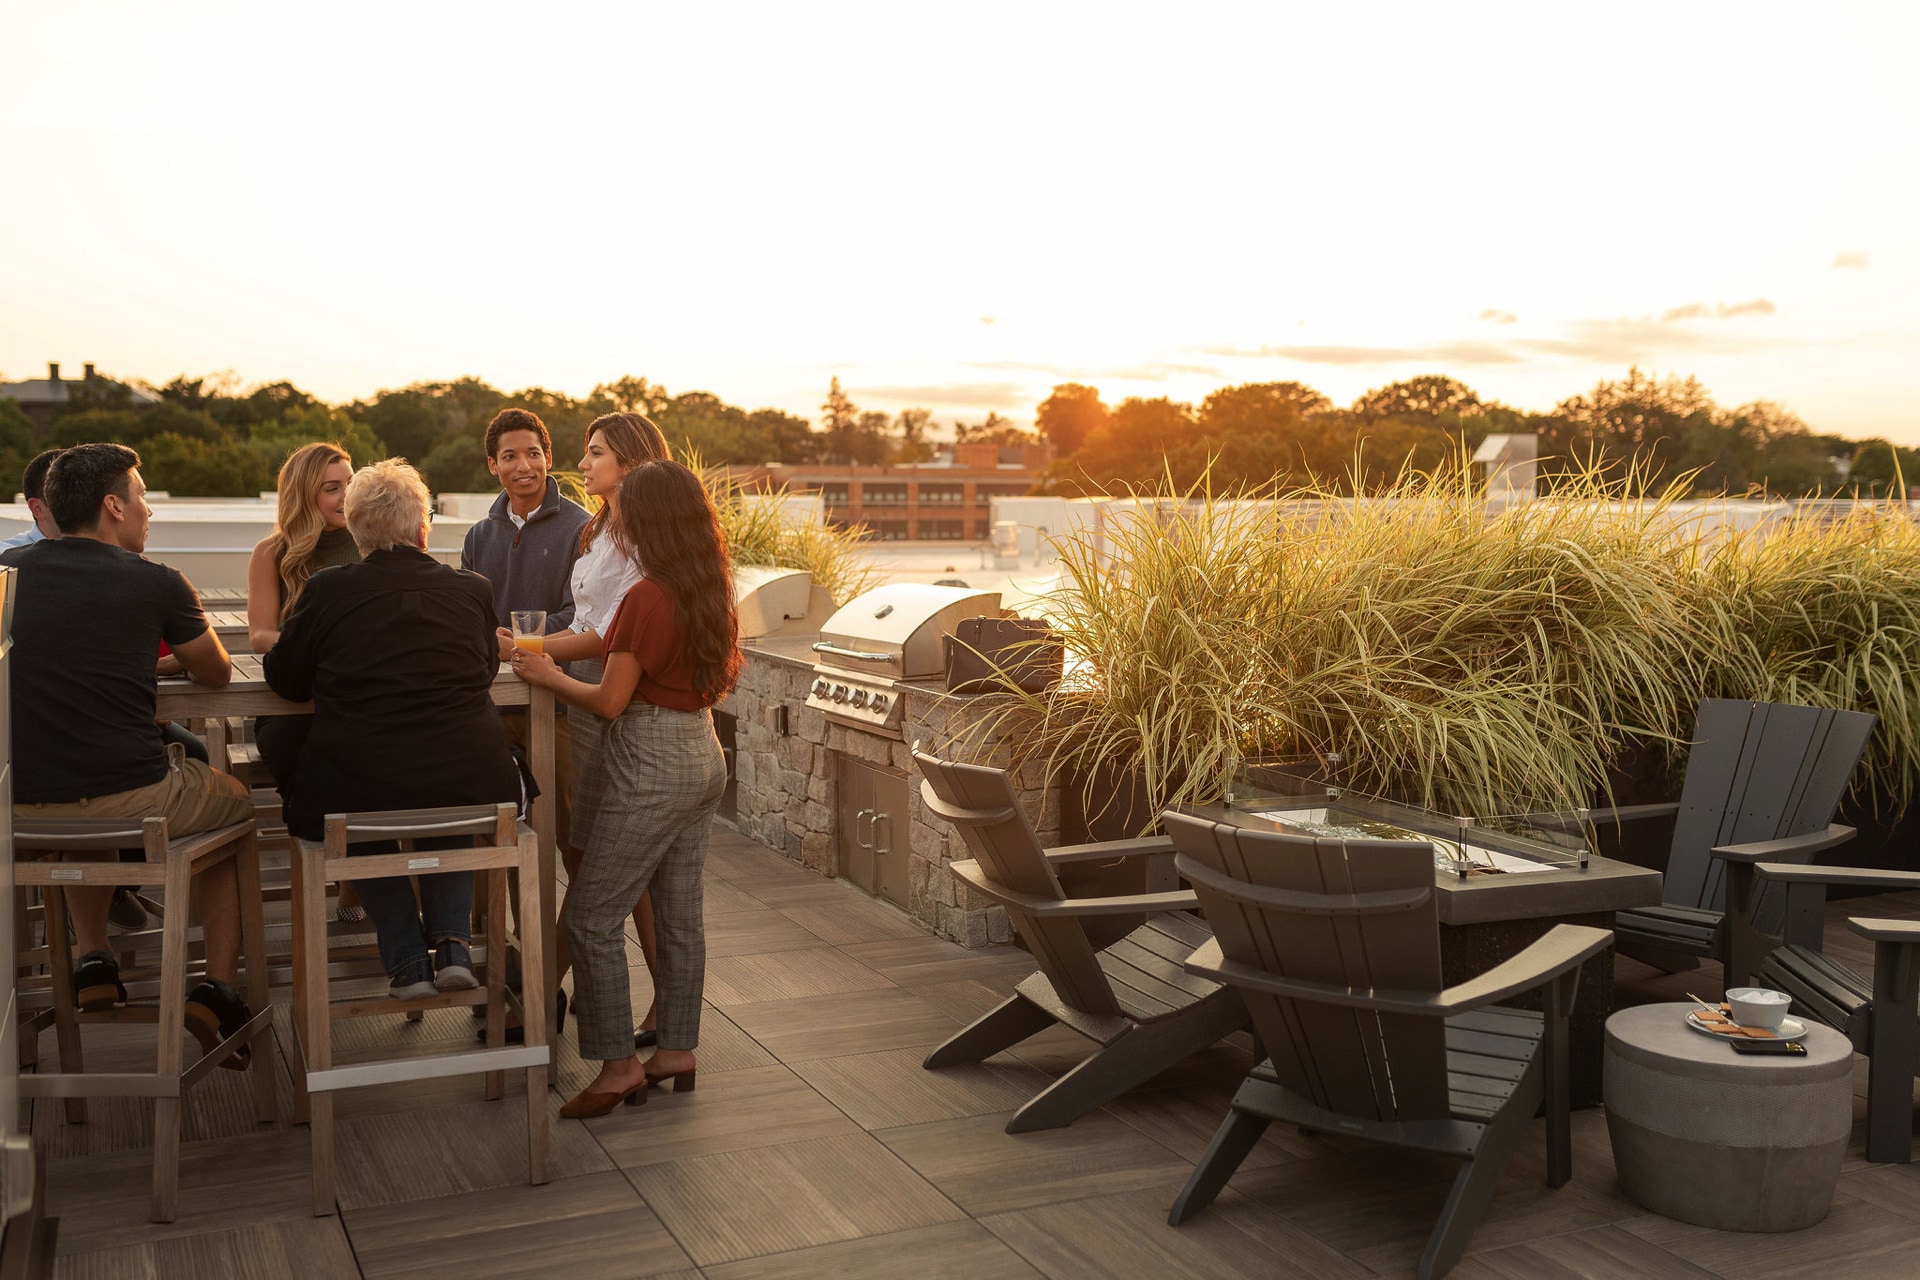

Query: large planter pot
1058;757;1167;845
1055;758;1182;950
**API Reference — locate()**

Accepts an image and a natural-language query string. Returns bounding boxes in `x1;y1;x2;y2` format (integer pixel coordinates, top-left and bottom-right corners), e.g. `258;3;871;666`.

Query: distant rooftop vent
1472;433;1538;506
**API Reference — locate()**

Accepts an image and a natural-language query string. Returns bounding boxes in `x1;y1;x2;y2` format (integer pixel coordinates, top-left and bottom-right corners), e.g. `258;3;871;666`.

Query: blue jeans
160;719;210;764
348;837;473;986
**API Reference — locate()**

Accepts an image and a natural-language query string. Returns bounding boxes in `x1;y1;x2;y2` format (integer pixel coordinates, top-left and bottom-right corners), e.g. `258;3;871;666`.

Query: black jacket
263;546;520;841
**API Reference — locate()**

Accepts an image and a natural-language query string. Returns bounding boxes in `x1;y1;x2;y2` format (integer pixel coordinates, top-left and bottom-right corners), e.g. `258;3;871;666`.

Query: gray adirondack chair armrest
1846;917;1920;944
1182;925;1613;1017
950;859;1200;916
1042;836;1175;864
1751;861;1920;952
1754;863;1920;891
1708;824;1855;864
1584;802;1681;829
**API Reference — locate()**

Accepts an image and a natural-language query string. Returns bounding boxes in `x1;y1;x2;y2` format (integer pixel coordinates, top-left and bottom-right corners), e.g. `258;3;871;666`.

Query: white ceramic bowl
1726;986;1792;1030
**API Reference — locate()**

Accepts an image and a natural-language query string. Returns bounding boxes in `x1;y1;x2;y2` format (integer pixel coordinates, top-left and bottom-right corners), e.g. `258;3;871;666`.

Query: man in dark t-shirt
4;443;258;1063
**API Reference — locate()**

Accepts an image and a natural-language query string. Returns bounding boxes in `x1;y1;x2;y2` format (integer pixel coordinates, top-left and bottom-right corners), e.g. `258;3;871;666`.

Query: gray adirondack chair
913;748;1251;1133
1608;698;1872;985
1753;860;1920;1162
1161;811;1611;1280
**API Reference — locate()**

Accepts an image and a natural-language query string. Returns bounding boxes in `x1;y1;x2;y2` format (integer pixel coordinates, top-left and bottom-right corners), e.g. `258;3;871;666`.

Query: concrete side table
1604;1002;1853;1232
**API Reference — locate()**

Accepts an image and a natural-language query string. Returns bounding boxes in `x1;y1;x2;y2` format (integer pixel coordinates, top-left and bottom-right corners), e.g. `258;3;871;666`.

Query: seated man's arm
171;628;233;689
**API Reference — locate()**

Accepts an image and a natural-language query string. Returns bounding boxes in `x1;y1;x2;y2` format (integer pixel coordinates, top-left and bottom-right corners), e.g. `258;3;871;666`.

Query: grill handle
811;642;897;665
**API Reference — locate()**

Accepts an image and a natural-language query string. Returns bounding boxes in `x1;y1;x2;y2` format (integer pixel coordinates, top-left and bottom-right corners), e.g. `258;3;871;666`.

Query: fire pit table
1184;767;1662;1105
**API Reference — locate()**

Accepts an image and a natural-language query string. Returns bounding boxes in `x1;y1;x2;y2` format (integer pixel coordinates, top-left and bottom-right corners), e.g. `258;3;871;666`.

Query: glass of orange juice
510;610;547;656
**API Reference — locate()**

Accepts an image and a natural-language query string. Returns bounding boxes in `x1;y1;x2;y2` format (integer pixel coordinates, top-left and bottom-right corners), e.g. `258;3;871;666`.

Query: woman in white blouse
506;413;671;1046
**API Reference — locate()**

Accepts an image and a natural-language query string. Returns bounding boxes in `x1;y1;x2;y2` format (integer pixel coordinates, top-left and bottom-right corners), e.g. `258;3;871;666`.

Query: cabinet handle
855;808;875;850
874;810;892;854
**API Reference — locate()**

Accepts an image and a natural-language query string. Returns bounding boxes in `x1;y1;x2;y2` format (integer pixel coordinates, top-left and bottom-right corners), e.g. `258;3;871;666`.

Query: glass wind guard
1223;763;1592;876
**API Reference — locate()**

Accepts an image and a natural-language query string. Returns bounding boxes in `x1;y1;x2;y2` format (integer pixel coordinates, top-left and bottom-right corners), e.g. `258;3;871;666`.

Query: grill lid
734;565;830;639
812;583;1002;678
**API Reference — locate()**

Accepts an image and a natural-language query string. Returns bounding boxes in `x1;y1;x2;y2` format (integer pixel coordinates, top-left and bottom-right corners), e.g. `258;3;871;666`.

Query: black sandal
184;978;253;1070
476;989;566;1044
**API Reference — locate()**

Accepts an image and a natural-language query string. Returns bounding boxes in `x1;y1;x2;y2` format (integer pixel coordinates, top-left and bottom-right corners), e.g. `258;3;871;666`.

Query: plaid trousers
565;699;726;1061
566;657;613;864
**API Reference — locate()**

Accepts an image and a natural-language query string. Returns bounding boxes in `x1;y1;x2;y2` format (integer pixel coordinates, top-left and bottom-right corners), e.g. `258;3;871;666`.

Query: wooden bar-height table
155;654;561;993
1186;790;1662;1105
205;610;250;642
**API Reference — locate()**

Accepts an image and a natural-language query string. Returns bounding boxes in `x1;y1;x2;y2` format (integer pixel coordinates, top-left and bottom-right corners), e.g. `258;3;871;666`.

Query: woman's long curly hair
616;459;741;704
263;442;351;615
579;412;671;556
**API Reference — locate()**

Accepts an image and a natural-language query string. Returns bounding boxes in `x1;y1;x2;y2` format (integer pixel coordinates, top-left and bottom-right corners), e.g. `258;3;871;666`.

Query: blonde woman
246;442;365;917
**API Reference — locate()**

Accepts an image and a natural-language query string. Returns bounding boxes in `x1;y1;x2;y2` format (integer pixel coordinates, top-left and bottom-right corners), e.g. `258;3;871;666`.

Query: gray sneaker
389;976;438;1000
434;940;477;992
107;887;149;932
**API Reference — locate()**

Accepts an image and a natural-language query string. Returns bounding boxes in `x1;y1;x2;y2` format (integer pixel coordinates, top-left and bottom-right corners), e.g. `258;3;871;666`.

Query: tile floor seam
615;1130;971;1269
332;1199;371;1280
966;1211;1071;1280
598;1164;713;1280
695;1218;1014;1280
867;1112;1197;1220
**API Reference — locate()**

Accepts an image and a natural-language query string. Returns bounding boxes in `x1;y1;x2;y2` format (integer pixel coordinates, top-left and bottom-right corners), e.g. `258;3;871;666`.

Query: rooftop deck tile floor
25;820;1920;1278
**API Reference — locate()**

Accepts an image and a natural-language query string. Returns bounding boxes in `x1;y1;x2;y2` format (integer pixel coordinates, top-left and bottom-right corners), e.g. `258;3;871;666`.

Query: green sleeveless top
278;526;363;608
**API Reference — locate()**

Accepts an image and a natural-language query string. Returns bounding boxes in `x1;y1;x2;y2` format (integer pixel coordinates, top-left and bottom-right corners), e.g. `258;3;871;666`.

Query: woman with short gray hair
344;457;432;554
265;458;522;997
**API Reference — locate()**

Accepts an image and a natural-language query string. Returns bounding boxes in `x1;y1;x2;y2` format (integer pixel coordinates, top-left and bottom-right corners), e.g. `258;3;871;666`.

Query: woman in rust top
510;458;740;1116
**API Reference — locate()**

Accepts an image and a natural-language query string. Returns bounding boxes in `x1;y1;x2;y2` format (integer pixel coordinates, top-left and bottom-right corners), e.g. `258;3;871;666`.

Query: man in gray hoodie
461;408;590;629
462;408;590;859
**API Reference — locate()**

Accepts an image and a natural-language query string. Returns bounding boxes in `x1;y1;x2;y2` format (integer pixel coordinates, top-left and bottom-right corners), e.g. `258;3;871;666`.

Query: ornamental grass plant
1700;504;1920;815
556;456;876;606
980;460;1920;833
704;462;878;606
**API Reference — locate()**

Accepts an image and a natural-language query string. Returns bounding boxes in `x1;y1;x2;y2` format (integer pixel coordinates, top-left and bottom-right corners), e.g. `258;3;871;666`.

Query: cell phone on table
1728;1038;1805;1055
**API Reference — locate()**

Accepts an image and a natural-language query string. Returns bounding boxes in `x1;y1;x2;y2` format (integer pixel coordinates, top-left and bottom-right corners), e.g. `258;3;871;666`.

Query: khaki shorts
15;747;253;839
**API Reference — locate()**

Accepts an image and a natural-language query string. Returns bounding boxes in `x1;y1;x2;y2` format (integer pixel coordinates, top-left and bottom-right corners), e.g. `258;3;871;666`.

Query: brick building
730;440;1054;542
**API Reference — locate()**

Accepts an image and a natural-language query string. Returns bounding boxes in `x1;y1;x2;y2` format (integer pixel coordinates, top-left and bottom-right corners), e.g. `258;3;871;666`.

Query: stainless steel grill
804;583;1002;735
734;565;833;639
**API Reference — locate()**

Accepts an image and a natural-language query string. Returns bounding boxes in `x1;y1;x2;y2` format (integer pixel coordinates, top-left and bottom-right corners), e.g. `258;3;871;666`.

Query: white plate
1685;1010;1807;1042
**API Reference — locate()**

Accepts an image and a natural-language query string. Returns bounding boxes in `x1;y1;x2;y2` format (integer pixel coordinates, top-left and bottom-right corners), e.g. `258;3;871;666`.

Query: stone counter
722;640;1055;947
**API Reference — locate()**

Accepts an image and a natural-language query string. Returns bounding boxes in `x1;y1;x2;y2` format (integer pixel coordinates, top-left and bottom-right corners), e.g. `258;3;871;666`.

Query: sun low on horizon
2;2;1917;444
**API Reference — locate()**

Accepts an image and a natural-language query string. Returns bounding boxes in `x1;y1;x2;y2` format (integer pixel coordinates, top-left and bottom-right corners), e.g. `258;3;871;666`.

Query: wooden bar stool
287;802;549;1217
12;814;277;1223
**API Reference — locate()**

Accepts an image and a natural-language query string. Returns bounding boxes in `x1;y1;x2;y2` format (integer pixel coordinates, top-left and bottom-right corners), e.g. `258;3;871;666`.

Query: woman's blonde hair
579;412;671;555
344;458;432;554
263;442;351;615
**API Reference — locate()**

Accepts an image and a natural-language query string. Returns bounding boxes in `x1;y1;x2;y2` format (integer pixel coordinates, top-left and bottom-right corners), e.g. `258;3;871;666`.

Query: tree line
0;370;992;498
3;365;1912;500
1032;371;1919;498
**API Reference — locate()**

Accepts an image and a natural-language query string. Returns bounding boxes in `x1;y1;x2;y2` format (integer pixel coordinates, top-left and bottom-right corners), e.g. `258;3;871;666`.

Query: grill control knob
870;694;891;715
831;684;850;703
850;690;869;708
811;678;830;697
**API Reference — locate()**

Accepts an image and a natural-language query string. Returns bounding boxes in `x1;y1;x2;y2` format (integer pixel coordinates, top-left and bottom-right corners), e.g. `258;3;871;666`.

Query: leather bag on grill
943;616;1064;695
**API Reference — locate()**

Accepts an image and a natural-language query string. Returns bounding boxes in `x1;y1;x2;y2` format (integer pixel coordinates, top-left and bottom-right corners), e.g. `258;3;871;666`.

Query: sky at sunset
3;3;1917;443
